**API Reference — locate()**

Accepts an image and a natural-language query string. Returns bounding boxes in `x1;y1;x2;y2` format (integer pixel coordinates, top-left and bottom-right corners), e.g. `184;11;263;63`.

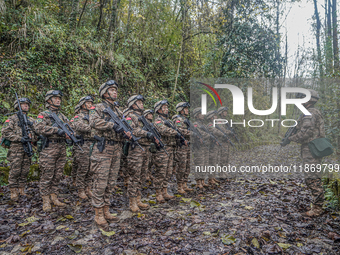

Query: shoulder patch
194;124;197;127
208;124;213;126
126;117;132;120
90;106;96;110
74;116;79;118
89;110;95;114
37;115;44;119
5;119;10;123
176;120;181;123
156;121;162;124
36;119;43;124
71;119;74;122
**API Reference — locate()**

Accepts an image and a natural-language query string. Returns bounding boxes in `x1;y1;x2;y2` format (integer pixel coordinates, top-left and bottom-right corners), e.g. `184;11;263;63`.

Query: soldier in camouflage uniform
119;108;130;187
34;90;70;211
152;100;187;202
206;110;225;186
192;108;211;189
1;97;36;201
141;109;154;183
89;80;132;229
172;102;192;194
71;104;80;187
216;106;232;181
283;89;325;217
125;95;160;212
70;96;94;200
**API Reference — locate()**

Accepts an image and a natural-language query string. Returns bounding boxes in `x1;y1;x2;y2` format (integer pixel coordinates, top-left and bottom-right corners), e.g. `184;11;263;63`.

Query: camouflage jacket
154;114;178;146
172;114;190;140
125;109;150;146
34;108;70;139
2;114;36;143
89;100;124;141
289;107;325;145
192;120;210;147
70;110;92;139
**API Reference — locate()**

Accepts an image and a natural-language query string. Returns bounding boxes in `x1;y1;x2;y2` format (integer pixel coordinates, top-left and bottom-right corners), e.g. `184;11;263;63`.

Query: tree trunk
97;0;105;31
332;0;339;73
77;0;88;28
313;0;324;77
107;0;120;43
125;0;133;39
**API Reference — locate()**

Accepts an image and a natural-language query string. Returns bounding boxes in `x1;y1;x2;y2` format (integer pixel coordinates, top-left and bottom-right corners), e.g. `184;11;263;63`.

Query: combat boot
86;186;93;198
137;195;150;210
196;180;204;189
155;189;165;203
103;205;119;222
94;207;109;230
18;187;27;196
50;193;66;207
129;197;140;213
42;195;51;212
213;178;220;183
10;188;19;201
305;204;324;217
72;177;76;187
162;187;174;200
124;177;129;187
202;180;209;187
78;189;88;199
183;182;193;192
177;183;186;194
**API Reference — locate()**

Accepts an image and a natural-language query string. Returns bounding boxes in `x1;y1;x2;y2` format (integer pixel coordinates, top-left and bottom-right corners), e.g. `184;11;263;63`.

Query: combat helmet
193;107;201;117
206;110;217;120
217;106;228;115
296;89;320;104
45;90;63;108
143;109;154;117
78;95;94;109
13;98;31;111
99;80;118;99
176;102;190;113
127;95;145;110
154;99;168;113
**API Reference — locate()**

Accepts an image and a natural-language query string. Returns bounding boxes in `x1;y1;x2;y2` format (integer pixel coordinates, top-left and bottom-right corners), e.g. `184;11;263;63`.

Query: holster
94;135;105;153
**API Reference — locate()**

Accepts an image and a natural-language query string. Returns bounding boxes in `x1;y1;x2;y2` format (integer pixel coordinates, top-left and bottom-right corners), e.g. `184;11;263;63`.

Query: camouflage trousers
175;145;190;183
73;142;93;190
301;144;324;207
71;153;78;181
7;143;31;189
119;153;128;179
39;143;66;196
218;142;229;166
126;145;149;197
91;142;122;208
141;146;152;181
152;146;174;189
192;147;207;181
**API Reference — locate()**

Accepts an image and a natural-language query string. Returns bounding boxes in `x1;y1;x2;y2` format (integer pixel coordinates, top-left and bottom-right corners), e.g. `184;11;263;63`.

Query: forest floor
1;144;340;254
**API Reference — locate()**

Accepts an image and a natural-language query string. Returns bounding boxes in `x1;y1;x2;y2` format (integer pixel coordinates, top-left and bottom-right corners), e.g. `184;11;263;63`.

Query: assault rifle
159;116;188;147
49;112;83;152
15;93;34;157
103;106;144;151
138;115;169;156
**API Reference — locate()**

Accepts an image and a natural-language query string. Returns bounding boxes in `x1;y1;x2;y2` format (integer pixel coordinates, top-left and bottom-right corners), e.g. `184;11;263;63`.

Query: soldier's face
135;100;144;110
197;113;203;120
84;101;93;109
21;103;29;112
161;104;168;114
146;113;153;120
51;96;61;106
106;87;117;99
183;107;189;115
221;111;227;117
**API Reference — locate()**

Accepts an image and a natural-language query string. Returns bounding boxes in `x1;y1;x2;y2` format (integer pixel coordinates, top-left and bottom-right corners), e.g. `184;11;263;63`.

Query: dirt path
0;145;340;254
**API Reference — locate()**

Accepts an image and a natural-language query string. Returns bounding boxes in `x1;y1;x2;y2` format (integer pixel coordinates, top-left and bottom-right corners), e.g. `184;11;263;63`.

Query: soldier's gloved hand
57;129;66;137
113;123;124;133
280;138;290;147
27;121;33;126
146;132;155;141
105;117;112;122
175;133;181;139
21;136;30;143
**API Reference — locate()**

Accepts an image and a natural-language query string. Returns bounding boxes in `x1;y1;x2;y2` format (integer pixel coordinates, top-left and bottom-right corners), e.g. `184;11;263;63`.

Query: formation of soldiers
0;82;327;230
